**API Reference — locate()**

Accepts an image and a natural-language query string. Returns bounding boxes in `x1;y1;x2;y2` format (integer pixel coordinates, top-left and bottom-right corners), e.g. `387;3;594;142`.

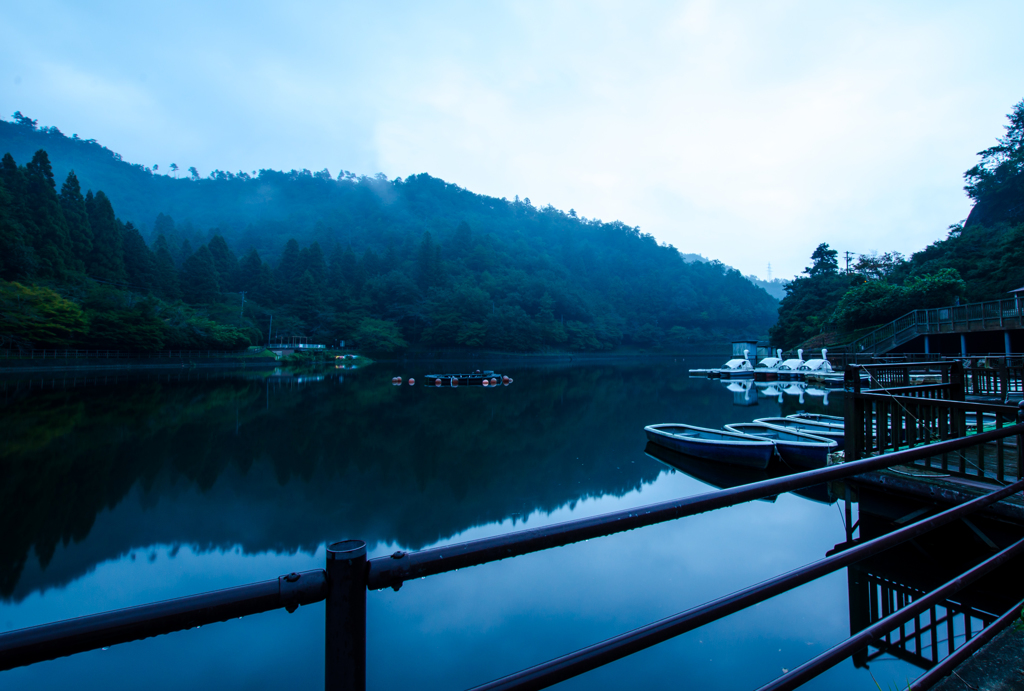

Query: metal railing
4;427;1024;690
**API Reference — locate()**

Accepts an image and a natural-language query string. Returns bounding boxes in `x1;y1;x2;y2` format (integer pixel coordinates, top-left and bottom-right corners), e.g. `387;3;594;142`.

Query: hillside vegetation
0;113;778;352
771;98;1024;349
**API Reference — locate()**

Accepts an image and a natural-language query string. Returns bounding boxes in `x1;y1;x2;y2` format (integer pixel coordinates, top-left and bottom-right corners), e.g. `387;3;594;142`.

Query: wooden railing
1;348;256;361
844;362;1022;484
842;297;1024;355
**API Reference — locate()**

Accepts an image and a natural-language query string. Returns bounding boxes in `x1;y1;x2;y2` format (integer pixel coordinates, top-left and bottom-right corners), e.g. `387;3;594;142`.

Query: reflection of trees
0;363;714;600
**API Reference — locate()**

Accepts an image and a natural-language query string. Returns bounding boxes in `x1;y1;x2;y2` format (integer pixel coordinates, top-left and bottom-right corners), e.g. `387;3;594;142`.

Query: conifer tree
178;239;193;267
275;238;302;302
304;241;327;285
123;222;158;292
327;243;346;291
58;171;91;272
24;150;73;278
340;245;360;287
0;158;33;280
85;190;126;282
417;231;437;289
153;234;181;300
207;234;238;290
238;248;273;305
295;269;323;326
180;244;220;303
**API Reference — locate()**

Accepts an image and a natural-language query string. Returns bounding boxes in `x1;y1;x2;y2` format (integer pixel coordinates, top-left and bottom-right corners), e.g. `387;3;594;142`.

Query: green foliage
806;243;839;276
24;150;73;278
0;280;88;347
58;170;91;272
0;128;783;352
85;190;125;282
964;98;1024;202
353;317;409;353
831;268;965;331
180;244;220;303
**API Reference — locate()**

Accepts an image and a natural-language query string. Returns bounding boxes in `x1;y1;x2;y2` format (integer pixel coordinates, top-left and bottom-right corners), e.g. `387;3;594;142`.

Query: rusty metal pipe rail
907;597;1024;690
0;569;326;672
756;535;1024;691
464;477;1024;691
367;425;1024;591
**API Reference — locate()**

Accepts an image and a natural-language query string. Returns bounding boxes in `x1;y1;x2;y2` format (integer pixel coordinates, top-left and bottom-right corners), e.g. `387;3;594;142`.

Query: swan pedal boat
644;424;775;469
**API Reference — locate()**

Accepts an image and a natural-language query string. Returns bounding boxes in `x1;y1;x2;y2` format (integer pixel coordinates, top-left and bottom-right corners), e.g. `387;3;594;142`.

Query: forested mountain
0;112;778;352
771;98;1024;349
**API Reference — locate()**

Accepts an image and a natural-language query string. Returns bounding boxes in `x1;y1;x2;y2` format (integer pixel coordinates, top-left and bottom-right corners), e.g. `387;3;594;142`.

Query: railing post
326;540;367;691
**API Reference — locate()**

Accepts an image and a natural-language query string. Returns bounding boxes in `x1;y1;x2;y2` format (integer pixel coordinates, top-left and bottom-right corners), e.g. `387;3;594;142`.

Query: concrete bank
932;622;1024;690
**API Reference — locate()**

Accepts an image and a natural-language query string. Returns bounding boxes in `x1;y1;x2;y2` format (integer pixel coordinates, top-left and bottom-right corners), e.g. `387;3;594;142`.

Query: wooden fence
845;362;1022;484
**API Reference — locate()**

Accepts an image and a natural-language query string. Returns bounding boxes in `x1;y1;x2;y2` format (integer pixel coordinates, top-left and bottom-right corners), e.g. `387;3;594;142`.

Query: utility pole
843;251;854;274
238;291;246;325
268;313;273;346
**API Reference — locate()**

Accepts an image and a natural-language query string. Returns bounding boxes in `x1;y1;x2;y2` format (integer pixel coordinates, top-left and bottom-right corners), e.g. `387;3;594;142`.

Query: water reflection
841;485;1024;673
7;357;941;691
1;358;831;603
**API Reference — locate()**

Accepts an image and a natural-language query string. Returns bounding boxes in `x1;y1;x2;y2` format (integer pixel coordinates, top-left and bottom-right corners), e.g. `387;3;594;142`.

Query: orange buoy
435;378;442;387
482;379;489;387
502;375;509;383
452;377;459;387
408;378;415;385
490;378;498;386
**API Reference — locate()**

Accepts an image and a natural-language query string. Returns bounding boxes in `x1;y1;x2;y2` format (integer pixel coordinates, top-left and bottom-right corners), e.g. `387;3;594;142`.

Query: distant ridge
0;112;779;350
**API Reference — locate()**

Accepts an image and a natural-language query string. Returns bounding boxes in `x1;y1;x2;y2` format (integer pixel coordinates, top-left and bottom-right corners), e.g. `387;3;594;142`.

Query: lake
0;357;986;689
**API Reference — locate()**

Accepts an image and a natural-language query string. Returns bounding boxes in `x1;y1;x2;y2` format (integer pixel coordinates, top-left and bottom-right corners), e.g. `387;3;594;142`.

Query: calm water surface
0;357;958;689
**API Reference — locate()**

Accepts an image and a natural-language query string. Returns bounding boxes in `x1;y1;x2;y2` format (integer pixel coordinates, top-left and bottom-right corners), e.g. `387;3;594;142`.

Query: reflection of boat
644;423;775;468
644;442;835;504
723;378;757;406
724;422;837;469
805;387;831;406
754;349;785;379
755;381;785;403
783;381;807;404
754;416;845;449
644;442;778;501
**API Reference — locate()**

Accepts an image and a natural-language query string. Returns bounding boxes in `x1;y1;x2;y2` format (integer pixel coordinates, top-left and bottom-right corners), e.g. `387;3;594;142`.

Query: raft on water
424;370;512;386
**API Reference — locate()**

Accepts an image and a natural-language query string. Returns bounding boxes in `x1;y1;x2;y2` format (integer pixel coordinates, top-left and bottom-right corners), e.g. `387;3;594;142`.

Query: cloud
1;0;1022;277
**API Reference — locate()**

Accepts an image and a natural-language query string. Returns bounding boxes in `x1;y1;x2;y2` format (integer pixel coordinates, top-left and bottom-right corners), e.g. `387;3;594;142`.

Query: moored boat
718;349;755;378
797;348;834;374
776;349;805;380
424;370;508;386
754;349;785;379
644;423;775;468
754;416;844;449
787;412;844;424
724;422;837;469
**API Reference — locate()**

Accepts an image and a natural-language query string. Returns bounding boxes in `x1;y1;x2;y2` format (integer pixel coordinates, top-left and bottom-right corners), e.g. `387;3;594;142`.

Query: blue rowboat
724;422;837;469
644;424;775;469
754;416;844;450
786;412;844;425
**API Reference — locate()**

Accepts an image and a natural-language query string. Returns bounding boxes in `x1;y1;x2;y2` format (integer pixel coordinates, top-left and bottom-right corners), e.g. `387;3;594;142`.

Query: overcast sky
2;1;1023;278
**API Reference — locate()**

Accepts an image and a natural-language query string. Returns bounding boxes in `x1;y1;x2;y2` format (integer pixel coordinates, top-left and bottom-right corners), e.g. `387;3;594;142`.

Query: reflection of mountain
0;361;744;601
